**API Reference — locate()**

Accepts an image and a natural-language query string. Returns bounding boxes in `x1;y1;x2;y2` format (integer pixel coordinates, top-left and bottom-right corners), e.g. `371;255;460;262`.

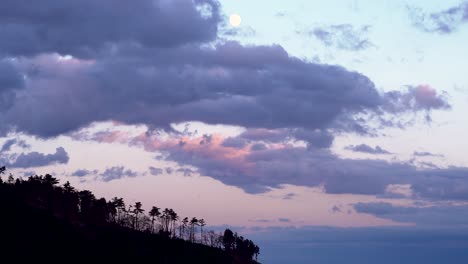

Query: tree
149;206;161;233
43;174;59;186
133;202;144;230
169;209;179;238
111;197;125;224
78;190;96;222
181;217;189;239
189;217;198;242
254;244;260;261
0;166;5;184
63;181;75;193
222;229;235;252
198;219;206;244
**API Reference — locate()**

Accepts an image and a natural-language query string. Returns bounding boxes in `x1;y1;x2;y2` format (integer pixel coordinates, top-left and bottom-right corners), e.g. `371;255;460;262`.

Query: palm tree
181;217;189;239
133;202;144;230
190;217;198;242
169;209;179;238
111;197;125;223
198;219;206;244
149;206;161;233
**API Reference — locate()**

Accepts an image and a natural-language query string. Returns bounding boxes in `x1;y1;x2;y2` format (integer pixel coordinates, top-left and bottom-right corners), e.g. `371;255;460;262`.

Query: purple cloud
71;169;98;177
304;24;373;51
149;166;164;176
413;151;444;158
410;2;468;34
0;0;221;57
8;147;69;168
0;139;30;152
100;166;137;182
345;144;392;155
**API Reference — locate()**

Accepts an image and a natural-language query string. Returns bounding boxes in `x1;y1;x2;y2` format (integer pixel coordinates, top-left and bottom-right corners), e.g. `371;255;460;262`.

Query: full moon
229;14;242;27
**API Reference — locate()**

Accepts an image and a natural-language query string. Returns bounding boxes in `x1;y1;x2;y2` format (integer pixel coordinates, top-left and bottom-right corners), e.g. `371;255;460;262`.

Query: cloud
283;193;296;200
383;85;450;112
71;169;98;177
354;202;468;227
149;166;164;176
1;139;17;152
176;167;197;176
278;218;290;223
345;144;392;155
409;2;468;34
7;147;69;168
0;37;450;139
89;130;468;199
413;151;444;158
222;137;248;148
304;24;373;51
0;0;221;58
250;143;267;151
0;138;30;152
331;205;342;213
100;166;137;182
0;60;24;111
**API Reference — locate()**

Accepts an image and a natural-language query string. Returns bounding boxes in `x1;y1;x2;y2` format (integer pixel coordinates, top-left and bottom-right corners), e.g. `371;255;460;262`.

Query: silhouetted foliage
0;168;260;263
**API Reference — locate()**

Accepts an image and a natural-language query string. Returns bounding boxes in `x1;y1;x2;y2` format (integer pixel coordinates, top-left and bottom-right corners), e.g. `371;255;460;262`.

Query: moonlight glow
229;14;242;27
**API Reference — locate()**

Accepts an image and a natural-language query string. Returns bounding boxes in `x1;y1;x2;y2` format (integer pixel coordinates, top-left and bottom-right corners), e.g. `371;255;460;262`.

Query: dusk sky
1;0;468;263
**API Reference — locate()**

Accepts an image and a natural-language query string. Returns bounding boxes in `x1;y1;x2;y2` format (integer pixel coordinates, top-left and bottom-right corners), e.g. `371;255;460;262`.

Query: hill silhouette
0;166;260;263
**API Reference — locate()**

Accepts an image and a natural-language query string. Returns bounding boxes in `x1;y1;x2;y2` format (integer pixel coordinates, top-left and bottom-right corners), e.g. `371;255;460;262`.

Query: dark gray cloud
278;218;290;223
0;0;221;58
409;2;468;34
100;166;137;182
345;144;392;155
8;147;69;168
0;60;24;111
71;169;98;177
304;24;373;51
354;202;468;226
149;166;163;176
0;38;449;139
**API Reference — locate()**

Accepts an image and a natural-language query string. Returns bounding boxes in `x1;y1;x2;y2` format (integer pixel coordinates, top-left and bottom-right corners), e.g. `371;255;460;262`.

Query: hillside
0;167;260;263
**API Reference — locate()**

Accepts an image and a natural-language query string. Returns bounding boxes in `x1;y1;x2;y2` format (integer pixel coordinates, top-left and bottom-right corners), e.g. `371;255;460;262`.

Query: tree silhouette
198;218;206;244
190;217;198;242
111;197;125;224
170;209;179;238
149;206;161;233
133;202;144;230
181;217;189;239
223;229;235;252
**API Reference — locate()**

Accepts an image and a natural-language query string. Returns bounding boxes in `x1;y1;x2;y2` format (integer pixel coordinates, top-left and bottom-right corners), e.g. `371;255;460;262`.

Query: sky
1;0;468;263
